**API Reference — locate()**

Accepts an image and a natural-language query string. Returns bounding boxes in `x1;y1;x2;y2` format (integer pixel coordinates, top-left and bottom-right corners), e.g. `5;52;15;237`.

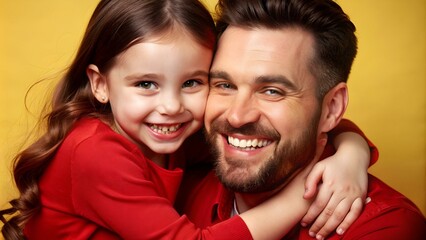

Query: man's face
205;26;321;193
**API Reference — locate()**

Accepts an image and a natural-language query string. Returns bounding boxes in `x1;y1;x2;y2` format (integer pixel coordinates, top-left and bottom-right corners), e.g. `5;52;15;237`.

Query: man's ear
87;64;109;103
318;82;348;133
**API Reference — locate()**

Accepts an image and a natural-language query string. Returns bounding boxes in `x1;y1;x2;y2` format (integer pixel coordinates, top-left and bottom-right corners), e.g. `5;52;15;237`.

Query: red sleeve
328;118;379;166
71;132;252;239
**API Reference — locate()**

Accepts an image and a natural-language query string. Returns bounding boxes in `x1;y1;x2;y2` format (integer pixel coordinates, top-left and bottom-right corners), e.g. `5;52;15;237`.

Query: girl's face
91;30;213;163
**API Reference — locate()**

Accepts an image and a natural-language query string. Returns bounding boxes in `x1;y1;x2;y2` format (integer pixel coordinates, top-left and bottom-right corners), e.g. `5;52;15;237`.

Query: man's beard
205;111;321;193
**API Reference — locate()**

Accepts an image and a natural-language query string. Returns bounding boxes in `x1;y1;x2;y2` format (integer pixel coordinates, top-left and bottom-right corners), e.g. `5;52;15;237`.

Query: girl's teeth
150;124;181;134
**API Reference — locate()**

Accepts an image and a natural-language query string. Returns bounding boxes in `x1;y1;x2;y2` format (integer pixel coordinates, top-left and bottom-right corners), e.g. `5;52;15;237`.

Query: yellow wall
338;0;426;216
0;0;100;212
0;0;424;231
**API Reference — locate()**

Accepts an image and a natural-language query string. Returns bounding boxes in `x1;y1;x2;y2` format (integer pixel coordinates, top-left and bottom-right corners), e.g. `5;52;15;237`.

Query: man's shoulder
341;174;426;239
296;175;426;240
366;174;423;214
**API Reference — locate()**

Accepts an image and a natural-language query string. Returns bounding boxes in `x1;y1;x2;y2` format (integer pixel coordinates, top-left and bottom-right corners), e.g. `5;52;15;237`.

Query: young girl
0;0;376;239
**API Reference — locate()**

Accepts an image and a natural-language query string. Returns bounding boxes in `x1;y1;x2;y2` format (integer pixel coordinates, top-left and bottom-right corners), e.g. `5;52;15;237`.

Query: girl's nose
157;93;185;116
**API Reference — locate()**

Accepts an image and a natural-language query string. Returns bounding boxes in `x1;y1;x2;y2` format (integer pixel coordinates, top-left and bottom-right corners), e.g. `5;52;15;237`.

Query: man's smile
227;135;272;150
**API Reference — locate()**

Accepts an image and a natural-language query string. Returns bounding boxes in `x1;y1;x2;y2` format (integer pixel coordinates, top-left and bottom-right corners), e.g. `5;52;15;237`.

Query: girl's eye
136;81;157;90
182;79;201;88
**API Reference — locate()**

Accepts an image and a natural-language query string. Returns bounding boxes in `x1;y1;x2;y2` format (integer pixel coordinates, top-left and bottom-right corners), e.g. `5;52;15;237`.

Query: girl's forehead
142;25;199;44
108;30;213;80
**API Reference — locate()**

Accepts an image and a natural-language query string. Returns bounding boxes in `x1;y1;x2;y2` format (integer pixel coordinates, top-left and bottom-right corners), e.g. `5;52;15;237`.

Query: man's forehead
215;26;313;59
212;26;315;82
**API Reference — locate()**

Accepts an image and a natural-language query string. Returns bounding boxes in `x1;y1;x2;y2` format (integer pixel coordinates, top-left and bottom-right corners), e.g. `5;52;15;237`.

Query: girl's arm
73;130;326;239
301;119;378;239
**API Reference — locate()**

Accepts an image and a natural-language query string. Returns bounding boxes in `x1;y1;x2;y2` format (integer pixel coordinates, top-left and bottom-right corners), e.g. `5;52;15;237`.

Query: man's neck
233;168;302;214
234;184;285;214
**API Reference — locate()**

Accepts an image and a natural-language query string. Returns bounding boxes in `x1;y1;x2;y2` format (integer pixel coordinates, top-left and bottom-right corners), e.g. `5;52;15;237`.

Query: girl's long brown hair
0;0;216;239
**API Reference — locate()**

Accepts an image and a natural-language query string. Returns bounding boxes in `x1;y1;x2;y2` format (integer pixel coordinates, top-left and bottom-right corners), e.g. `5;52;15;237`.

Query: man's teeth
150;124;181;134
228;136;271;149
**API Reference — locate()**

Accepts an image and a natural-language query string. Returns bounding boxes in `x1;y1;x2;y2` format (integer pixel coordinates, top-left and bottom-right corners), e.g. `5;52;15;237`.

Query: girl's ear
318;82;348;133
87;64;109;103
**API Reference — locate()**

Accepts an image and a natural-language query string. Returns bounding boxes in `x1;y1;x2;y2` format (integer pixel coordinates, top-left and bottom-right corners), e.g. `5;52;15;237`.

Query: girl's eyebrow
189;70;210;78
125;73;160;81
124;70;209;81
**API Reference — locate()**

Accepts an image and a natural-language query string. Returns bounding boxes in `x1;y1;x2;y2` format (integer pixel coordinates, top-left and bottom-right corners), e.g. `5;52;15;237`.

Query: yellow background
1;0;425;233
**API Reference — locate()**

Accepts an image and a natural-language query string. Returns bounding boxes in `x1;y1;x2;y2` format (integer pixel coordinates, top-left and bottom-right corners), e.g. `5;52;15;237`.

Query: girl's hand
301;132;370;239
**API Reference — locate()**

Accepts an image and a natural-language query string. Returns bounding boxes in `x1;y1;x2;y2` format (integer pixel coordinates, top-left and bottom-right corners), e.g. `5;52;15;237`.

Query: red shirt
177;121;426;239
25;118;252;239
179;170;426;239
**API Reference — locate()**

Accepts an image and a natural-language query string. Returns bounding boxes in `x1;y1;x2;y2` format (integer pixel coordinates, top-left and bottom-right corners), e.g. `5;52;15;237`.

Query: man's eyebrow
209;71;297;90
209;70;231;80
256;75;297;90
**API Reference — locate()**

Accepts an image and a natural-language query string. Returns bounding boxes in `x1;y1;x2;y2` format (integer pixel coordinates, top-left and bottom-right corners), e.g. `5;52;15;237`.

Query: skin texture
88;28;213;166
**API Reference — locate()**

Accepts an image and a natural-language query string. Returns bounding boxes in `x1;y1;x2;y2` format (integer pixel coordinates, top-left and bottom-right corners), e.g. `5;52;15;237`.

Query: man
178;0;426;239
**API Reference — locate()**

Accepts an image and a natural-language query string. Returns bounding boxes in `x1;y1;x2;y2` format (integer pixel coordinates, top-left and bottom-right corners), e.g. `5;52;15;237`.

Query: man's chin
216;155;299;194
215;160;257;192
216;165;270;193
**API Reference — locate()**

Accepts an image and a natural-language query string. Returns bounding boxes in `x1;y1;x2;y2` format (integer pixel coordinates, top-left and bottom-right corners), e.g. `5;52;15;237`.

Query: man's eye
182;79;200;88
264;89;282;96
210;80;236;94
259;88;287;100
215;83;233;89
136;81;157;90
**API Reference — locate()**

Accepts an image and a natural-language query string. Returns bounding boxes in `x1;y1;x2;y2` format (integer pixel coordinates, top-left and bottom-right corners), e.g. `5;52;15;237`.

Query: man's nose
226;92;261;128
